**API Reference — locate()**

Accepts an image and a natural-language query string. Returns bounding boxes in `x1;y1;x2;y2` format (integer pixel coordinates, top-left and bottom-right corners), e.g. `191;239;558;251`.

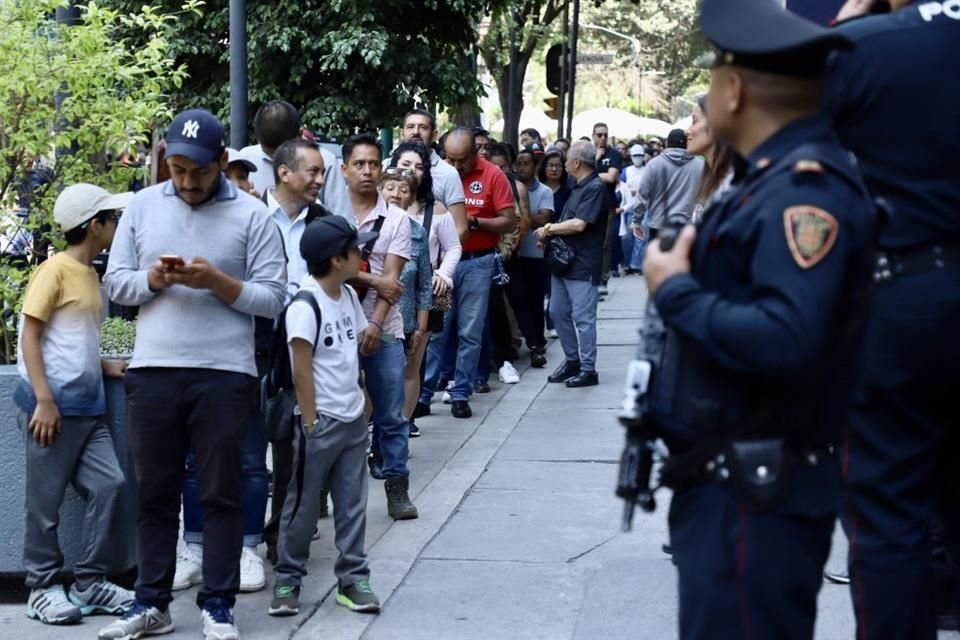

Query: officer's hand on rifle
643;225;697;295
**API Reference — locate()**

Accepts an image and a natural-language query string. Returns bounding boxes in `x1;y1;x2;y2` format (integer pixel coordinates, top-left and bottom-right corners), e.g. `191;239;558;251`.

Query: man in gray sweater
99;109;286;640
633;128;704;239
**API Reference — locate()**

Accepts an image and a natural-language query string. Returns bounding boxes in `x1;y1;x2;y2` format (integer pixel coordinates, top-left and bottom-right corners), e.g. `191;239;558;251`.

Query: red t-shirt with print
460;157;515;253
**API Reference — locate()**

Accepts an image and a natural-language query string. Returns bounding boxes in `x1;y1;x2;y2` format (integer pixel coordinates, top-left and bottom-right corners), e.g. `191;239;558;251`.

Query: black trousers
488;285;514;365
126;368;256;609
263;433;294;550
505;257;547;351
844;265;960;640
670;479;834;640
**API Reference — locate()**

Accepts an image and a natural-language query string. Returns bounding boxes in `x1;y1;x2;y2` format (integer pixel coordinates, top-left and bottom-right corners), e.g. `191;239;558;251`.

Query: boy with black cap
638;0;876;638
17;183;134;626
269;216;381;617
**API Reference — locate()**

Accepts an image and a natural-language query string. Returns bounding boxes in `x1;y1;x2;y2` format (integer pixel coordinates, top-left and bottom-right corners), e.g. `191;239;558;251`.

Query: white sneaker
172;546;202;591
441;381;453;404
201;600;239;640
27;585;82;625
239;546;265;593
98;602;173;639
69;579;134;616
498;361;520;384
546;328;558;339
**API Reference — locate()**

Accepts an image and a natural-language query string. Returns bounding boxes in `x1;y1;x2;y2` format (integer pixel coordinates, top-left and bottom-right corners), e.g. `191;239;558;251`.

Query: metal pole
229;0;248;149
507;3;520;147
557;1;568;140
566;0;580;140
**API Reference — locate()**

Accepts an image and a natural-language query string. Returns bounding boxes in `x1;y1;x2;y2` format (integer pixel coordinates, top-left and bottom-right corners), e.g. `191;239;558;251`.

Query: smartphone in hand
159;254;185;270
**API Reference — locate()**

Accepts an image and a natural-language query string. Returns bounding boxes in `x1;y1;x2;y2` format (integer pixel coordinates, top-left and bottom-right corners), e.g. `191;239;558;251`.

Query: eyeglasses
384;167;415;178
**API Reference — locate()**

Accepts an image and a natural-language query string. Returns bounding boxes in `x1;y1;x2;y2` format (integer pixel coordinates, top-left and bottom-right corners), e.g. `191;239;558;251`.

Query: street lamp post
581;23;642;114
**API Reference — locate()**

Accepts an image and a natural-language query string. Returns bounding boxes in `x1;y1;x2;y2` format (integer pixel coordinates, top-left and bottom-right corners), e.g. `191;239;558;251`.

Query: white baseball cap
226;148;258;172
629;144;646;157
54;183;132;232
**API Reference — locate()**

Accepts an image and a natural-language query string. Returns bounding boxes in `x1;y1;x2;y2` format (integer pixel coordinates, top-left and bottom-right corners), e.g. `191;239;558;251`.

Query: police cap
698;0;854;77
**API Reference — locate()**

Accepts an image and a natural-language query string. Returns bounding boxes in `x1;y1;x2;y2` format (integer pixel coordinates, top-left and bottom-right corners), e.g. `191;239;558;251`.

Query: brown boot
384;476;419;520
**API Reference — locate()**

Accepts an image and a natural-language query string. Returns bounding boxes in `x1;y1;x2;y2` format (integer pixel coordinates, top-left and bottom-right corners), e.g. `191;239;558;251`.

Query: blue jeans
364;338;409;478
448;253;495;401
420;317;459;405
183;409;268;547
549;276;599;372
631;212;650;269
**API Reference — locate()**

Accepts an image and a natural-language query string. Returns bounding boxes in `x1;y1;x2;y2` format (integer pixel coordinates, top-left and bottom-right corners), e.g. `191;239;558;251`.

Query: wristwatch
468;216;480;231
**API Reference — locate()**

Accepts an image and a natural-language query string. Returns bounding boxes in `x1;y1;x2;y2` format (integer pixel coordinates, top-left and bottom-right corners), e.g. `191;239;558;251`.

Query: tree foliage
480;0;708;138
0;0;184;361
104;0;496;139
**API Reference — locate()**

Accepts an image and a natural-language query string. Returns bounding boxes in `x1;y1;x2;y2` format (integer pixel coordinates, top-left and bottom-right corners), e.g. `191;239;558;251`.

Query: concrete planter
0;367;136;576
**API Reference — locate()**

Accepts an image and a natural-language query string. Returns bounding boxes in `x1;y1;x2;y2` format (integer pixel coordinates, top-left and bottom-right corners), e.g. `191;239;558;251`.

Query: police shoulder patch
783;206;839;269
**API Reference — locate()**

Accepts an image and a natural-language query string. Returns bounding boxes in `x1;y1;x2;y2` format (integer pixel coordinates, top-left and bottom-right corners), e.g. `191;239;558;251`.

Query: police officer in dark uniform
639;0;877;637
823;1;960;638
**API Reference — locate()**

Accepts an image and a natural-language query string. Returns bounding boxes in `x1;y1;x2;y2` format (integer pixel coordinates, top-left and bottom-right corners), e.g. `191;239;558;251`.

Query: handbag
422;203;452;313
545;235;574;276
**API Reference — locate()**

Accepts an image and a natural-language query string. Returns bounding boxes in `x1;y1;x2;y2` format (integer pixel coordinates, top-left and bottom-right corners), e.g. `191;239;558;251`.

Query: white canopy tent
570;107;672;140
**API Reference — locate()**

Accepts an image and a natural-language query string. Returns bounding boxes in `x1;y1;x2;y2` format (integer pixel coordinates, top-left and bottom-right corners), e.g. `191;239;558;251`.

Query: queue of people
13;94;621;639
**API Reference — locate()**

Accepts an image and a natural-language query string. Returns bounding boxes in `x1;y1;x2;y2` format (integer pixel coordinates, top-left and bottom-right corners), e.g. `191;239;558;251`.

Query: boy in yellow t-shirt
15;184;134;626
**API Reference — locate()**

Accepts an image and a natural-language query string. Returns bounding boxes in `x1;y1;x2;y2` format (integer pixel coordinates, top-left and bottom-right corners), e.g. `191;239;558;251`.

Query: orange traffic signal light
544;96;560;120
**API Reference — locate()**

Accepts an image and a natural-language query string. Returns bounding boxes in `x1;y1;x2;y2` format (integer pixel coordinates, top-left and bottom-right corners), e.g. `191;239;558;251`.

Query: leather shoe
451;400;472;418
548;360;580;383
565;371;599;388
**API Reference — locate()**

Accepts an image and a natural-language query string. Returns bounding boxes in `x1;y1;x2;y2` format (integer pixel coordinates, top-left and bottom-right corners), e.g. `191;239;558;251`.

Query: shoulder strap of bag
290;289;322;354
361;215;387;262
422;203;434;243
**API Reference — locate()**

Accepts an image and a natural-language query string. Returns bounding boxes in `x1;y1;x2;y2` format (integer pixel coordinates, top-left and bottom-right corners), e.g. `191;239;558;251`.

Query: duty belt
874;244;960;282
659;439;835;493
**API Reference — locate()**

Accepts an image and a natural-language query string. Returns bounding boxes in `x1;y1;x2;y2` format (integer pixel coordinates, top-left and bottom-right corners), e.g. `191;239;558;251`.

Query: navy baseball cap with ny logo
165;108;226;166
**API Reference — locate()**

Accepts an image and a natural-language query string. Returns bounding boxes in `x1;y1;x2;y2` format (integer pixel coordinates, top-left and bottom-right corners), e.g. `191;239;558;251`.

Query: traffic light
544;96;561;120
546;43;563;95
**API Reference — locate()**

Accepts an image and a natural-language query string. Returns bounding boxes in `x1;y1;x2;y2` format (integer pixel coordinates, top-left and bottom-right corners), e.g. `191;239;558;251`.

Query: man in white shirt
398;109;468;242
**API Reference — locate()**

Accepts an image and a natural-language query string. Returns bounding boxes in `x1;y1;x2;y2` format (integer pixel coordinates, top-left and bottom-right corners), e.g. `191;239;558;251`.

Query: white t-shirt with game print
286;276;368;422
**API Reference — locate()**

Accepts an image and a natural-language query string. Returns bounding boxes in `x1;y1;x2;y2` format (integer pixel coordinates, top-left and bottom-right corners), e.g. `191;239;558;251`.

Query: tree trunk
496;54;531;149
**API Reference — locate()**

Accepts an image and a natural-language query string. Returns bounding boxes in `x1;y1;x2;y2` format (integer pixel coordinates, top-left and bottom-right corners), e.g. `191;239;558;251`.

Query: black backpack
262;290;322;442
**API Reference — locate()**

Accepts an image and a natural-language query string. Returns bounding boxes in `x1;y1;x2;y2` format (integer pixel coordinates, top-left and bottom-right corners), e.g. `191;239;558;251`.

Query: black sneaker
473;380;491;394
409;420;421;438
451;400;472;419
530;349;547;368
412;402;431;419
268;585;300;616
548;360;581;383
565;371;599;388
336;579;380;613
367;453;385;480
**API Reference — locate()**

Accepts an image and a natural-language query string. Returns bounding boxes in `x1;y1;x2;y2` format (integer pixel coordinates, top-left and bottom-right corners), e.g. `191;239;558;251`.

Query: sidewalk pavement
1;274;957;639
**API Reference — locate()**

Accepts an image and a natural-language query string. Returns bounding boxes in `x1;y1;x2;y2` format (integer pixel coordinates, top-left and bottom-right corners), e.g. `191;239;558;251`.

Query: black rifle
615;226;679;531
